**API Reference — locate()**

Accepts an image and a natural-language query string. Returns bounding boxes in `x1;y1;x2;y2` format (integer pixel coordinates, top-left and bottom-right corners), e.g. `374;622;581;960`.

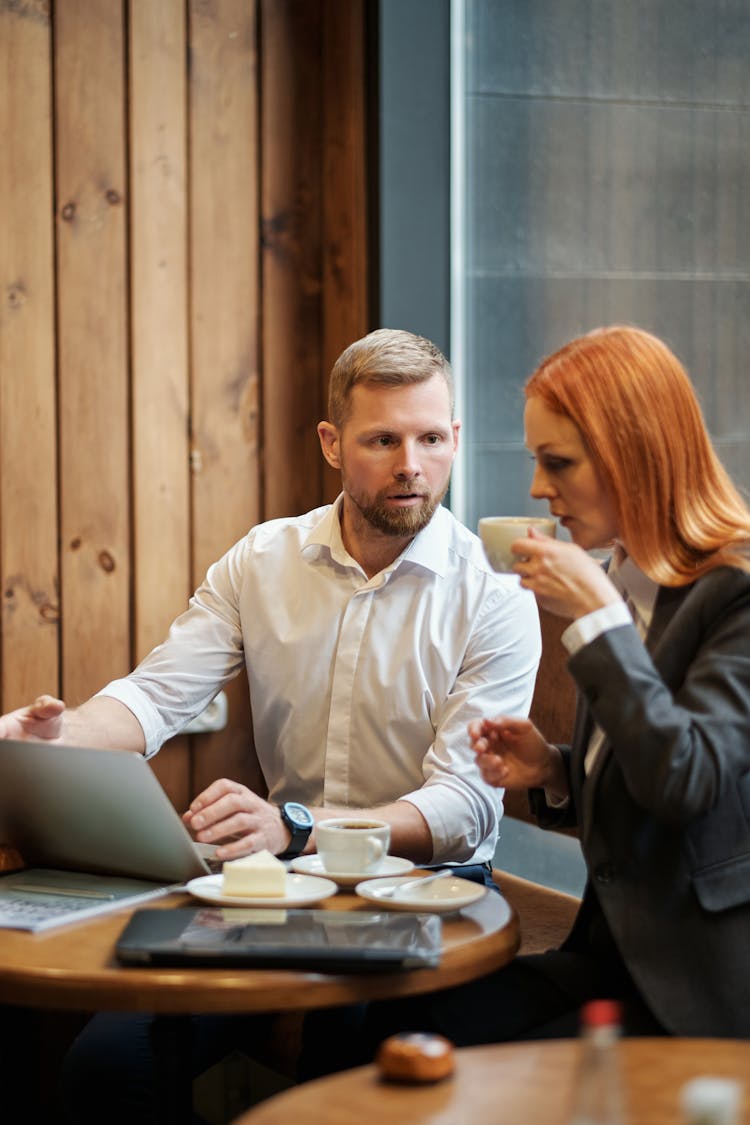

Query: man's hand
468;714;568;801
183;779;289;860
0;695;65;742
183;781;436;864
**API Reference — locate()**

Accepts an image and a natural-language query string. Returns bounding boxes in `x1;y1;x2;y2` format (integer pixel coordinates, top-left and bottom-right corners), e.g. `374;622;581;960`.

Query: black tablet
116;906;442;972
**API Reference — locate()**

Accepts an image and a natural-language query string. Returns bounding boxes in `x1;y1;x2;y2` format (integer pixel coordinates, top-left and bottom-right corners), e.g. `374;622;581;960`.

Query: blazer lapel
576;581;692;832
647;582;692;655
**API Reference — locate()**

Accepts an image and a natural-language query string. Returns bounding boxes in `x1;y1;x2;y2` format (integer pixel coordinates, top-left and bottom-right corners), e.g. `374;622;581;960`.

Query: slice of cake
222;849;287;898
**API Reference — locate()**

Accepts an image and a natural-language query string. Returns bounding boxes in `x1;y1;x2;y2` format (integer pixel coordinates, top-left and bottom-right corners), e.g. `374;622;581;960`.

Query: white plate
185;872;338;908
355;874;487;914
290;854;415;887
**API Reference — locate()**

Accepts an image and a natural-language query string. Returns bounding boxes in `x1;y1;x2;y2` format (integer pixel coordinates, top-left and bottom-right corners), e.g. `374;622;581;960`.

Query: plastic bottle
568;999;626;1125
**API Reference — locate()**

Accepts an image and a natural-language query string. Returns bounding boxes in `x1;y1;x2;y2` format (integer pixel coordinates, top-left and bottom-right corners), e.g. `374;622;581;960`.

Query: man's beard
351;480;448;537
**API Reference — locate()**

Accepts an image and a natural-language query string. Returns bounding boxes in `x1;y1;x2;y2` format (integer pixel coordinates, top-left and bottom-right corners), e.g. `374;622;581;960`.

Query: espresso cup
478;516;557;573
316;817;391;876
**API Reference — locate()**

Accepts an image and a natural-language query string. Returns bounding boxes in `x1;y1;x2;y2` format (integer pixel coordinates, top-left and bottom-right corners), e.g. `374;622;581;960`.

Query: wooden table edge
0;891;520;1015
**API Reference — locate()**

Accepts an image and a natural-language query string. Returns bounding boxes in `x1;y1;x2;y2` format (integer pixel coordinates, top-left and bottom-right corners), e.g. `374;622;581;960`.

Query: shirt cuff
561;601;632;656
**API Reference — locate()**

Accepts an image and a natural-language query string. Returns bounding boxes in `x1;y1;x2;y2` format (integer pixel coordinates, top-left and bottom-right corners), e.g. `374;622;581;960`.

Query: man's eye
375;435;394;447
423;434;441;445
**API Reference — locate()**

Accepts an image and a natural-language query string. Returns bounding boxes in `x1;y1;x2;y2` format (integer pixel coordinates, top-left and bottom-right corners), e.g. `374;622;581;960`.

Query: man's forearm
306;799;433;864
61;697;147;754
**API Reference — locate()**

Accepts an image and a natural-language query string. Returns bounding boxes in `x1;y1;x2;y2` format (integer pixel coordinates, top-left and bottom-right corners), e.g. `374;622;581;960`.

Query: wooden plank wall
0;0;59;711
0;0;369;809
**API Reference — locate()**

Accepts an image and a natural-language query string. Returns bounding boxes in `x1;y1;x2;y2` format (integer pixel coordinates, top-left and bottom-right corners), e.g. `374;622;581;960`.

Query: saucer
355;874;486;914
290;854;414;888
185;872;338;908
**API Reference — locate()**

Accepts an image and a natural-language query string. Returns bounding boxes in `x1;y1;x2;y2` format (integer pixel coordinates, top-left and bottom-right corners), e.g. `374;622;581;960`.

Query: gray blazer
530;563;750;1037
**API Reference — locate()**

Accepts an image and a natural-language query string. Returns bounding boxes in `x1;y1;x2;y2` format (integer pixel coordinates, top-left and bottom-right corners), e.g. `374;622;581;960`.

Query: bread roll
376;1032;455;1083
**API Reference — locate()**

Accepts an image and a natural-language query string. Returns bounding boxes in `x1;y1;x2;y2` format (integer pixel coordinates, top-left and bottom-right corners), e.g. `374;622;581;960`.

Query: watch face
285;802;314;829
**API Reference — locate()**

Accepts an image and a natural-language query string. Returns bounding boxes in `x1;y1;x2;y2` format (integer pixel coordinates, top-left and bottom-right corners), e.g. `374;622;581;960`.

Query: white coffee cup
478;516;557;573
316;817;391;876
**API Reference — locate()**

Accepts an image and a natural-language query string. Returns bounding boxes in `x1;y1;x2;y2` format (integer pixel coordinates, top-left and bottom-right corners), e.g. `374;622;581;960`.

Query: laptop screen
0;740;209;884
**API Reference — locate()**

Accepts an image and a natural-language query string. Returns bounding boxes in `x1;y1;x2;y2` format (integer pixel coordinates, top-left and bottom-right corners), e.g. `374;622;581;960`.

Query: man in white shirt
0;328;541;1121
0;328;540;870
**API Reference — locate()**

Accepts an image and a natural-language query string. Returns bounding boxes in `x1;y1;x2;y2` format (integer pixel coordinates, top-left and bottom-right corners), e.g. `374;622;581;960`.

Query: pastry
222;849;286;897
376;1032;455;1083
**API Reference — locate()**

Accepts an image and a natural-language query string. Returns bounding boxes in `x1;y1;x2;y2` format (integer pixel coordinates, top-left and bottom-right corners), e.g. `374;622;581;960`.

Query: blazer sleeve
566;565;750;824
527;746;580;829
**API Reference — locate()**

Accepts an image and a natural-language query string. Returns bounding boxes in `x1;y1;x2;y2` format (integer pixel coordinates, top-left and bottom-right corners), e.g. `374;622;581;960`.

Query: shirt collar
302;494;352;567
302;493;450;578
609;543;659;632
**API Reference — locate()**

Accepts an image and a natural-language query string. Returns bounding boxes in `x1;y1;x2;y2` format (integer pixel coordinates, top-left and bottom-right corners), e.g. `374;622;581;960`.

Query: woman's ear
317;421;341;469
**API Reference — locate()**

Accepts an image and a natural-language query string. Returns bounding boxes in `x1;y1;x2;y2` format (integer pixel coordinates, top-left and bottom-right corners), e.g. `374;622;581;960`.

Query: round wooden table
233;1037;750;1124
0;882;518;1013
0;879;518;1124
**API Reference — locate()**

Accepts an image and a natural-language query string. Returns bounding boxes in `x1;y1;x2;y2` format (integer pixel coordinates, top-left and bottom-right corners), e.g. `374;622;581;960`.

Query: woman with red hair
360;325;750;1049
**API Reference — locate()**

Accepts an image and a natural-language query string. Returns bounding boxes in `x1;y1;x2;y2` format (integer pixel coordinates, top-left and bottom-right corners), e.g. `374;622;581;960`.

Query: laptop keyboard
0;893;100;923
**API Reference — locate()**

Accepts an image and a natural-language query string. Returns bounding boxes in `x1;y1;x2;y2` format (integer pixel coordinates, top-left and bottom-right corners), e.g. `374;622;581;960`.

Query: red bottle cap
580;999;623;1028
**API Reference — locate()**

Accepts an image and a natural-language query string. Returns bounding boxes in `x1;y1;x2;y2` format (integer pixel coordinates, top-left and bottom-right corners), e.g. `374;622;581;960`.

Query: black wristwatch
277;801;314;860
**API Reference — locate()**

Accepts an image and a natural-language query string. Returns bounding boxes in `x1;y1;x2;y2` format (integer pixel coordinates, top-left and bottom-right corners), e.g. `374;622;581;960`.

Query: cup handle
367;838;386;866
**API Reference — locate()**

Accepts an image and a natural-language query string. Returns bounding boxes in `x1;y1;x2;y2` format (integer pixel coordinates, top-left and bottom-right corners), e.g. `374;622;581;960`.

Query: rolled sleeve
95;680;165;759
404;579;541;864
96;548;246;758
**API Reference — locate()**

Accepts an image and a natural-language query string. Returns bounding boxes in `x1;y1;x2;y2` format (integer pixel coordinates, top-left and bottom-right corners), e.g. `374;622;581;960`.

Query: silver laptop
0;740;210;930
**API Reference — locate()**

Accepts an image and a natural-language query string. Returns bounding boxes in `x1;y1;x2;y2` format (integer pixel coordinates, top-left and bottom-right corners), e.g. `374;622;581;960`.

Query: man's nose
393;441;422;479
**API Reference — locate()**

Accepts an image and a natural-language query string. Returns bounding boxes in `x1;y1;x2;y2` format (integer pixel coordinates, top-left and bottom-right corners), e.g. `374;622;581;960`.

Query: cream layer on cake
222;849;286;897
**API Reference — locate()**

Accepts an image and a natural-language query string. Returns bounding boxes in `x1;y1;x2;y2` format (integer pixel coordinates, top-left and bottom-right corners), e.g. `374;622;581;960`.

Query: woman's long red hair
525;326;750;585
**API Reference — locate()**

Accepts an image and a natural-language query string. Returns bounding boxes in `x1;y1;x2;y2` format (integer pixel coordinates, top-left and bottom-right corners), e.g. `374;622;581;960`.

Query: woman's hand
183;778;289;860
469;715;568;800
512;527;621;620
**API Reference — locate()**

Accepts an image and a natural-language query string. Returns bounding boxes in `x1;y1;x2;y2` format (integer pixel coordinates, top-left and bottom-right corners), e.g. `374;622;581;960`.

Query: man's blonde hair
328;328;454;428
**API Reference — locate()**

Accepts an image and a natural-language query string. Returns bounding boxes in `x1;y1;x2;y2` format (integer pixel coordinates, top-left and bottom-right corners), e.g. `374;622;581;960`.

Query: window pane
454;0;750;529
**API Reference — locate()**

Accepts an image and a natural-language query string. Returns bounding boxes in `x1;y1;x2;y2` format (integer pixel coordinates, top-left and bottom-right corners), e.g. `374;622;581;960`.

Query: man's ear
317;421;341;469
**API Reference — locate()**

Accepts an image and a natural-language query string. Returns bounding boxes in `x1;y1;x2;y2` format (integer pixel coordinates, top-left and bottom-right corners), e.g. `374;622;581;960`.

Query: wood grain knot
7;282;26;309
61;201;76;221
98;550;116;573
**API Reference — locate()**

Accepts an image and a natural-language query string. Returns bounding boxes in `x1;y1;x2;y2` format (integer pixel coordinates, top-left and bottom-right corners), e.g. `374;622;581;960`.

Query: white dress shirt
98;496;540;864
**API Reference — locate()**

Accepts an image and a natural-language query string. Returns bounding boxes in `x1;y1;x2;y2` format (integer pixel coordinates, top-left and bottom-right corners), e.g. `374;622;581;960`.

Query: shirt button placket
323;584;377;806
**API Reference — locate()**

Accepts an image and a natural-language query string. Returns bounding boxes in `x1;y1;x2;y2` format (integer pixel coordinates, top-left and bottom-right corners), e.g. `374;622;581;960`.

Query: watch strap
278;802;313;860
